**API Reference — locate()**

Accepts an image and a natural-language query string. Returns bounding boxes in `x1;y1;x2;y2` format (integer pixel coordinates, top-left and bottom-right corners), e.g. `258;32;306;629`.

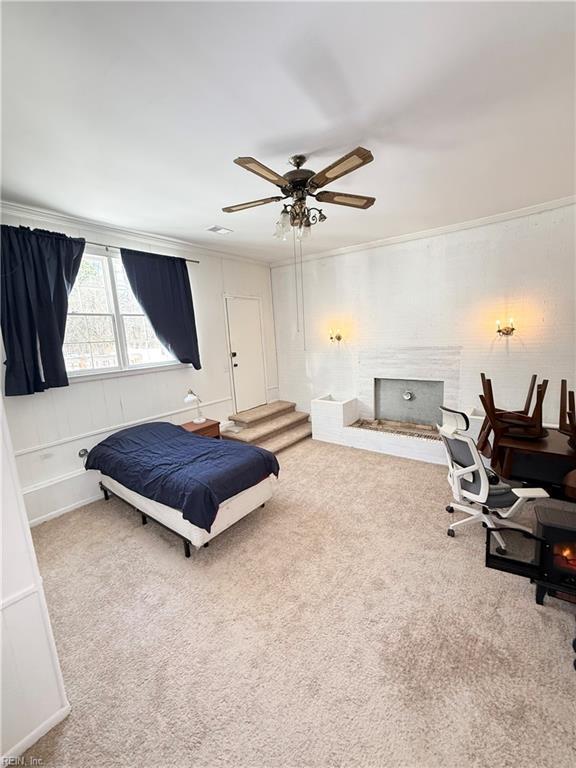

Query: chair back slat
523;374;537;415
559;379;568;431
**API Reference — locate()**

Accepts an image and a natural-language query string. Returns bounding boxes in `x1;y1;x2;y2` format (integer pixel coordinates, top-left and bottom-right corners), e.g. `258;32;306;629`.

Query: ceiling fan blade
222;196;283;213
315;191;375;210
308;147;374;189
233;157;287;188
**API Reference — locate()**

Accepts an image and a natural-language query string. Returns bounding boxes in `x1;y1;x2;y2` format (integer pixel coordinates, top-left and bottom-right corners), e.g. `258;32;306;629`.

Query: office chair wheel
495;546;507;555
446;505;454;513
447;529;455;537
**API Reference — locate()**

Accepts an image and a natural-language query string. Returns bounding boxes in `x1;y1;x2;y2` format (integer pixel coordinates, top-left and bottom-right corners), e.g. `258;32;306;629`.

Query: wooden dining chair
477;374;541;456
559;379;576;450
478;375;549;467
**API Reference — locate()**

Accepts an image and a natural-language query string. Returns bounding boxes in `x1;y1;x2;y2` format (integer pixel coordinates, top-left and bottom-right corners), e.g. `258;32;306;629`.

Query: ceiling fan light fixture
225;147;375;238
273;207;291;240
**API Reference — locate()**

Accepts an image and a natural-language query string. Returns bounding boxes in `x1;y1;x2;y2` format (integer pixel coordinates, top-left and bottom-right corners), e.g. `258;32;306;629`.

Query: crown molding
0;200;267;267
3;195;573;270
270;195;576;269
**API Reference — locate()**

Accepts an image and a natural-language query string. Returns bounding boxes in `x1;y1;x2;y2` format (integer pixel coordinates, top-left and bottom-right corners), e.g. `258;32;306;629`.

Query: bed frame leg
141;512;148;526
99;482;110;501
203;542;210;548
183;540;191;558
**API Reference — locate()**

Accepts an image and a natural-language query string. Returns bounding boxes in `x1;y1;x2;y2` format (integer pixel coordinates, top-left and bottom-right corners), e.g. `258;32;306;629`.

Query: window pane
113;259;143;314
68;256;110;313
62;343;93;372
85;315;115;342
64;314;119;372
91;342;119;369
65;315;89;344
123;315;173;366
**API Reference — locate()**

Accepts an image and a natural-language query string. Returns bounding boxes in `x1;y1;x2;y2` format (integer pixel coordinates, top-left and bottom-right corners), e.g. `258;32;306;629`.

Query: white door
226;297;267;413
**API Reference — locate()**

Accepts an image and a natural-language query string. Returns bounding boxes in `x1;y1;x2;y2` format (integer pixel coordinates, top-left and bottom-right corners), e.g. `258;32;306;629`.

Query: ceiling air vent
207;225;233;235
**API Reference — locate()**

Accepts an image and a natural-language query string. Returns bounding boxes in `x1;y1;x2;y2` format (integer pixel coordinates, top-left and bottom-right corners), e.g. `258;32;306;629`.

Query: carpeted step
257;423;312;453
223;410;309;444
228;400;296;427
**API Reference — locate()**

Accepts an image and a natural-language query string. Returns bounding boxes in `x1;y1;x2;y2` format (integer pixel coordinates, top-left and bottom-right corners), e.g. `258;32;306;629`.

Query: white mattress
101;474;277;548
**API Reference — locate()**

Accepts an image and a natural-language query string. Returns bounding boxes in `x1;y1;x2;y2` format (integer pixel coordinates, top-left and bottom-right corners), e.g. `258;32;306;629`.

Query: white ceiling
2;2;575;262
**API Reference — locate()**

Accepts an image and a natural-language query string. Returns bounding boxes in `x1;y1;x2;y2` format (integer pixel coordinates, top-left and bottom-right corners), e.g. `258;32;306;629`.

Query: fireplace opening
374;378;445;426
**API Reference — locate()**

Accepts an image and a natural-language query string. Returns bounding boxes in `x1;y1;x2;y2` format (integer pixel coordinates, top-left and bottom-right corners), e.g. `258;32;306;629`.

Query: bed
85;421;279;555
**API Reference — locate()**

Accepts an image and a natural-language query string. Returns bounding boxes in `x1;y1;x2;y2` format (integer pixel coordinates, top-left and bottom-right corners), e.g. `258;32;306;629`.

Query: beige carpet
28;440;575;768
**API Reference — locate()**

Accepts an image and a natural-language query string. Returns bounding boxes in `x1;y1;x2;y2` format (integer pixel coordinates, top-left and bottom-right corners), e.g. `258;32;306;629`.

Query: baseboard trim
29;493;103;528
2;702;71;760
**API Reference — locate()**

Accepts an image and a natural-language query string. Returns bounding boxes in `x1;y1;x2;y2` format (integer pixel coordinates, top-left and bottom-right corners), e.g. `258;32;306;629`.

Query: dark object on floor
486;499;576;670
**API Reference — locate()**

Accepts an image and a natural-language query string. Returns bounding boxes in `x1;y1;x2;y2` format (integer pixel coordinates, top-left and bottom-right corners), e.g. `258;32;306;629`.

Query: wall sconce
329;328;343;343
496;318;515;337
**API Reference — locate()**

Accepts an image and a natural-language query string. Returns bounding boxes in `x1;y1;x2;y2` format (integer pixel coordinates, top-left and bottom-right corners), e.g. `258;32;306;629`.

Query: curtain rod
85;240;200;264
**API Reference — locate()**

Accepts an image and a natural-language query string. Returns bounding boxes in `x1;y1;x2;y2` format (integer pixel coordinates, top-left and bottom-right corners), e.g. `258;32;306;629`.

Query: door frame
223;294;269;414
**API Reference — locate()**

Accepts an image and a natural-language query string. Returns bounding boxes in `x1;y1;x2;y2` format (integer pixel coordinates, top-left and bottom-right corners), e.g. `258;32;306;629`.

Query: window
63;252;175;375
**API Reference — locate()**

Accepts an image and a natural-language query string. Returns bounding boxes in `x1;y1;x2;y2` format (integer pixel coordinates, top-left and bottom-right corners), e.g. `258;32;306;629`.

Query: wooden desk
495;428;576;493
181;419;221;439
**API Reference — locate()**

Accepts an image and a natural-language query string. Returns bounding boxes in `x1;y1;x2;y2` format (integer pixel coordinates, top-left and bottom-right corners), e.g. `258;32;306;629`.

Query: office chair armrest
452;463;480;479
511;488;549;499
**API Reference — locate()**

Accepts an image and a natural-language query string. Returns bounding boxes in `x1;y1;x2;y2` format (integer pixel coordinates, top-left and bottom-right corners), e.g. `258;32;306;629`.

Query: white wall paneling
1;400;70;758
1;204;279;524
272;204;576;425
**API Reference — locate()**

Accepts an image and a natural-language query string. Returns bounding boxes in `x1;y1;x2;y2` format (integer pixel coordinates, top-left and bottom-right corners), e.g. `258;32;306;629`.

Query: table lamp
184;389;206;424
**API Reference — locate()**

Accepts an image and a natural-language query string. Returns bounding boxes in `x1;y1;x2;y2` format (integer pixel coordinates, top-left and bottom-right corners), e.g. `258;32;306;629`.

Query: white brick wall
272;205;576;425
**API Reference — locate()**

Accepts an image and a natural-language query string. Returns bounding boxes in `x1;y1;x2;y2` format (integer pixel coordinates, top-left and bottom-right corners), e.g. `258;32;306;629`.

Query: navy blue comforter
86;422;279;532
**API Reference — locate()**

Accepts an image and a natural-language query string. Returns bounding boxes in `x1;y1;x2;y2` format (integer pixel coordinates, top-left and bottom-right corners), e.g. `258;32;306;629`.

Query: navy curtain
120;248;201;369
1;226;85;396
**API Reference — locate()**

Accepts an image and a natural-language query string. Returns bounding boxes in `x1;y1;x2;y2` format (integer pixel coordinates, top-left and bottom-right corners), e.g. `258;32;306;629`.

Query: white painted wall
1;204;279;525
1;400;70;758
272;204;576;424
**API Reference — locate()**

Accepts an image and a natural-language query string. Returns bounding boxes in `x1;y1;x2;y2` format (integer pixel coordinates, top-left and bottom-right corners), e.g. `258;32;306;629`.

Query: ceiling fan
222;147;375;240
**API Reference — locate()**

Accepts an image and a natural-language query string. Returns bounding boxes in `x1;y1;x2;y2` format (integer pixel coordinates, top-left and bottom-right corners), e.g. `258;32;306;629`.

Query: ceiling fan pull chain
300;238;307;352
293;226;300;333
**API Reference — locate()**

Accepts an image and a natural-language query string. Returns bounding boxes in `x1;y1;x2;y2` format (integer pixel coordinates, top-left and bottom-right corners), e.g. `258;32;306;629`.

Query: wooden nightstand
181;419;221;438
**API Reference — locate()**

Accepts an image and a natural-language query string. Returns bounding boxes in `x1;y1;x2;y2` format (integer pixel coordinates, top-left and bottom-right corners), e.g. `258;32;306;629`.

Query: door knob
231;352;237;358
233;363;238;368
